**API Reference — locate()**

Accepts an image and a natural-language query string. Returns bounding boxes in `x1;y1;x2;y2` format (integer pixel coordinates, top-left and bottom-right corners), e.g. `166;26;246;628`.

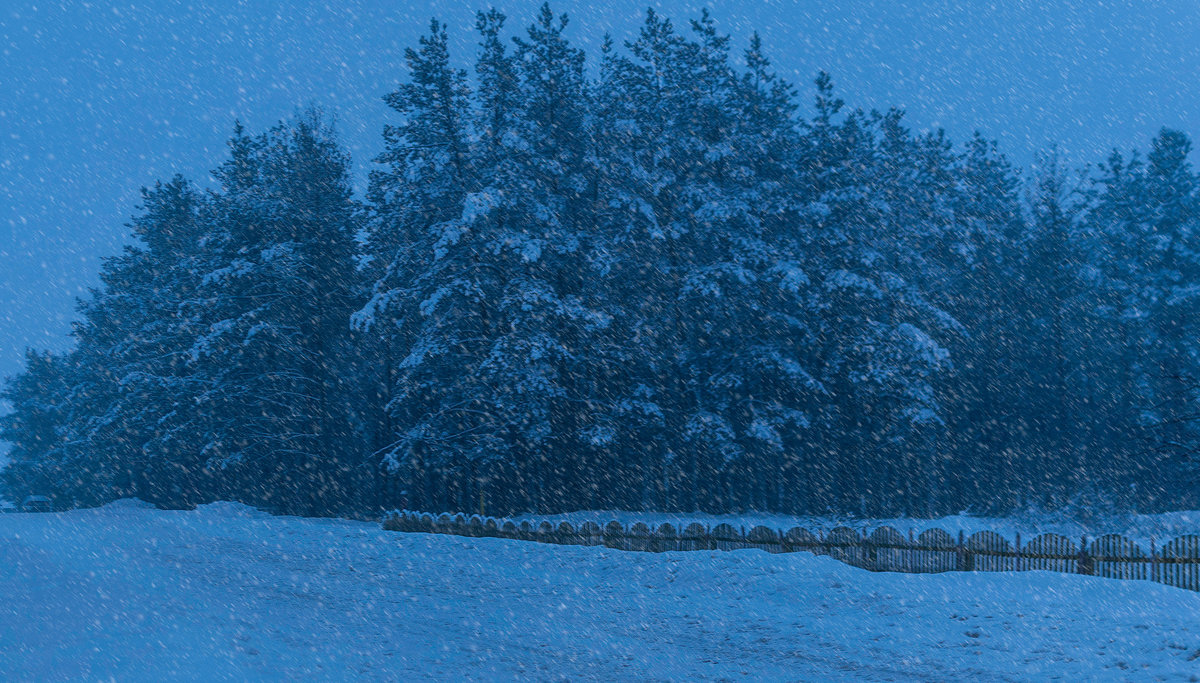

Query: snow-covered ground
3;501;1200;681
513;509;1200;548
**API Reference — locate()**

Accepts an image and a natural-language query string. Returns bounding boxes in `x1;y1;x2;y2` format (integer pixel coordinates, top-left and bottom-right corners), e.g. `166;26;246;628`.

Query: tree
29;175;210;507
1019;149;1089;505
193;112;362;514
356;17;495;512
0;350;71;503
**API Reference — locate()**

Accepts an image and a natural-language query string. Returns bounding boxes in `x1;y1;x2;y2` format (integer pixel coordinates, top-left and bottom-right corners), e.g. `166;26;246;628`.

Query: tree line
3;6;1198;516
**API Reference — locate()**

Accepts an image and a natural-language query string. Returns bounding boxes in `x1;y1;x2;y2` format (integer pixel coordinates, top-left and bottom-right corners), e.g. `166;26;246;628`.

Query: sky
1;0;1198;395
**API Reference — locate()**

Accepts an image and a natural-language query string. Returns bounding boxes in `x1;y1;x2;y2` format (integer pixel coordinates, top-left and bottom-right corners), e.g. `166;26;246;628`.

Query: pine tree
0;350;71;503
358;16;510;513
480;4;598;511
940;133;1026;512
1135;130;1199;504
1023;149;1087;506
36;175;210;507
193;112;361;514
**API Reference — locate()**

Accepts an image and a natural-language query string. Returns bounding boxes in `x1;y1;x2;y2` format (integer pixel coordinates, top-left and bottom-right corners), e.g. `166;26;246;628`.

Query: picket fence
382;511;1200;592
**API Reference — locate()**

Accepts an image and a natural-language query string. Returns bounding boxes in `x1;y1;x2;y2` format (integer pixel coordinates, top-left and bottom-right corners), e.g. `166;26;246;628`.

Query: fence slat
866;527;908;572
654;523;679;553
681;523;710;551
826;527;865;568
711;524;741;552
747;525;783;553
916;528;956;573
1090;534;1148;582
783;527;820;555
966;531;1015;572
579;521;603;547
628;522;652;552
1160;535;1200;591
1023;533;1077;574
603;521;625;550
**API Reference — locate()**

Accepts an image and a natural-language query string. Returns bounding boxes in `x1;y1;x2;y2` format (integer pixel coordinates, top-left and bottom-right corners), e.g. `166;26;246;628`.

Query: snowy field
2;502;1200;681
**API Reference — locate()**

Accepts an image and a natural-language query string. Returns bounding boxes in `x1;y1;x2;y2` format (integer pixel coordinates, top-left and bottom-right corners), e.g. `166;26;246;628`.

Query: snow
825;269;882;298
3;501;1200;680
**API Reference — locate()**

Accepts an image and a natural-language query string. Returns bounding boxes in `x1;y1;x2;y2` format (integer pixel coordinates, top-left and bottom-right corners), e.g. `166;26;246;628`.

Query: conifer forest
5;6;1200;519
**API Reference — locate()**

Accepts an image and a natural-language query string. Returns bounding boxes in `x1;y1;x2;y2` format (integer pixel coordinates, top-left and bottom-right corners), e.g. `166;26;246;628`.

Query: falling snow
3;2;1200;679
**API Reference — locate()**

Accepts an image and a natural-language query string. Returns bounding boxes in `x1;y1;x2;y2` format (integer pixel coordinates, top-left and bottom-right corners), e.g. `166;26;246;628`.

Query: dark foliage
3;7;1198;516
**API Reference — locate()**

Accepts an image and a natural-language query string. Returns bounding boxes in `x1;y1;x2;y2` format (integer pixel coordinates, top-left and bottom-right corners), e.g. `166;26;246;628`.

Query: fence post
1077;535;1093;576
1015;531;1021;572
1150;536;1158;584
906;529;915;573
955;530;969;572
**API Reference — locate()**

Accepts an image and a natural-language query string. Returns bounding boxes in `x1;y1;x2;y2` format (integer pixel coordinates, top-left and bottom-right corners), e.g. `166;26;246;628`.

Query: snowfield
2;502;1200;681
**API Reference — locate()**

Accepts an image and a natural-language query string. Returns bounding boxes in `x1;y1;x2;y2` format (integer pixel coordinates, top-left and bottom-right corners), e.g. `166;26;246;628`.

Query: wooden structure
382;512;1200;592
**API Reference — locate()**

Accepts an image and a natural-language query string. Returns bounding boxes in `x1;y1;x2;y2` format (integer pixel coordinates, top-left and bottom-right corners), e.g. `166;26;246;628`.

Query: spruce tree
0;350;71;503
194;112;361;514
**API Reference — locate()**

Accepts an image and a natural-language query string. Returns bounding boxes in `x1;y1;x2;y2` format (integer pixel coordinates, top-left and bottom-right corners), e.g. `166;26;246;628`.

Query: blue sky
1;0;1198;393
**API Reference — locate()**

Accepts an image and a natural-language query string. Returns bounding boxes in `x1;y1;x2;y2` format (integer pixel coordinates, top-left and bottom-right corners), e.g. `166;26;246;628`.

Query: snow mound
191;501;270;520
2;504;1200;680
98;498;160;511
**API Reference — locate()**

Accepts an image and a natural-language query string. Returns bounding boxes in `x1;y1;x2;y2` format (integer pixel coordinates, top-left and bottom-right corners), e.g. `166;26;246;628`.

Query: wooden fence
382;511;1200;592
